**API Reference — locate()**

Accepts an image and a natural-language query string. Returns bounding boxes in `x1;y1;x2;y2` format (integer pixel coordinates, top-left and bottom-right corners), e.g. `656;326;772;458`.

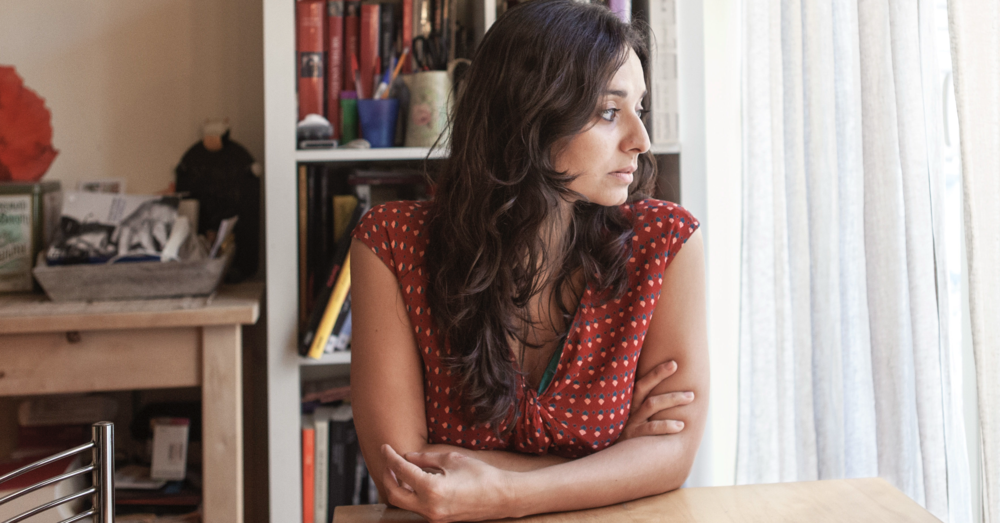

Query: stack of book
298;165;428;360
301;404;376;523
295;0;473;140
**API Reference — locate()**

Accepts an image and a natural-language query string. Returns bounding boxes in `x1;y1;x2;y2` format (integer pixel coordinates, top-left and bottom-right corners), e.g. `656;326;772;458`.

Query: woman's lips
609;170;634;183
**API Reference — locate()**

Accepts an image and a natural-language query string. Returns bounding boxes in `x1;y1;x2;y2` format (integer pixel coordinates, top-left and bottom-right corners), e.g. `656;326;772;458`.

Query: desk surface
0;282;261;334
333;478;941;523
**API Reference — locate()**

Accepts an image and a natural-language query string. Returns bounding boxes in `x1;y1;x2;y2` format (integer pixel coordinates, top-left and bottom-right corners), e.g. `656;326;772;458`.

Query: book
323;294;352;353
297;0;327;121
306;166;320;310
343;1;361;93
313;407;339;523
299;165;310;326
359;3;380;98
378;3;396;82
307;252;351;359
643;0;678;144
327;405;357;509
327;0;345;140
302;418;316;523
401;0;413;73
316;168;334;300
332;194;360;243
300;200;368;354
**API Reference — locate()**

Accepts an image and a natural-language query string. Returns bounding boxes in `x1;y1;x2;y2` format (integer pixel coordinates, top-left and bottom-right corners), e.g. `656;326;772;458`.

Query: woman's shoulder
362;200;432;222
352;200;431;276
621;198;699;231
621;198;700;259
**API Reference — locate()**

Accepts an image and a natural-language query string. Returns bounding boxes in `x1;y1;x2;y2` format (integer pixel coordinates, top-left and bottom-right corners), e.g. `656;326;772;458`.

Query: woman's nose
623;112;651;154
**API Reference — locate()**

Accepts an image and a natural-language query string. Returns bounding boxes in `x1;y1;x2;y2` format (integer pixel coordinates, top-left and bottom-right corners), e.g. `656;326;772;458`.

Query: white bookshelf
261;1;704;521
296;147;448;162
300;351;352;366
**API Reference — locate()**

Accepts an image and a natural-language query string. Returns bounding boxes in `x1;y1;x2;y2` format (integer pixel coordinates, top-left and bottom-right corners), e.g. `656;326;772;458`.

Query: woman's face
553;48;650;207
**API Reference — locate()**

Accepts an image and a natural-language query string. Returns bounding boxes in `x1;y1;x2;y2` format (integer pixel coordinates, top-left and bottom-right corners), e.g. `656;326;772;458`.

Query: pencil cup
356;98;400;148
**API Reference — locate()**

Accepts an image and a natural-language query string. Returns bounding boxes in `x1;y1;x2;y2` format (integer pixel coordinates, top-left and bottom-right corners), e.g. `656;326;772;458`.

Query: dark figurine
175;120;261;283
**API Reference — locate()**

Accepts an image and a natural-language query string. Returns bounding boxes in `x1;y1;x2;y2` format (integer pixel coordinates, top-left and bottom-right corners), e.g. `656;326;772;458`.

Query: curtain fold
738;1;969;520
947;2;1000;522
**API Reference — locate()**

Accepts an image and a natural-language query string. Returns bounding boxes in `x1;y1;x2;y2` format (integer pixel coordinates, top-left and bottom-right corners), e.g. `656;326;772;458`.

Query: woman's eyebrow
604;89;649;99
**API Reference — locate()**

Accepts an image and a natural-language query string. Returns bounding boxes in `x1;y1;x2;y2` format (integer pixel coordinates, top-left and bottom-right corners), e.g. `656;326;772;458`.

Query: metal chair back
0;422;114;523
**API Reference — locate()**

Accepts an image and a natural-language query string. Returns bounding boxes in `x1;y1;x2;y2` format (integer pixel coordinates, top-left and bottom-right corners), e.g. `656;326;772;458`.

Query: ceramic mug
403;71;452;148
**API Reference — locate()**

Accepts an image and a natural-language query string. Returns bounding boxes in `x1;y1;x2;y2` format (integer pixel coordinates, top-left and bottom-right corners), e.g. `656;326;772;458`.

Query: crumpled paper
0;65;58;182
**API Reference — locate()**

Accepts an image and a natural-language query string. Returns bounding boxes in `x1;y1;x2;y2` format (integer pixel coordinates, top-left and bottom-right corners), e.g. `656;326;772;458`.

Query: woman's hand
619;360;694;442
381;444;514;522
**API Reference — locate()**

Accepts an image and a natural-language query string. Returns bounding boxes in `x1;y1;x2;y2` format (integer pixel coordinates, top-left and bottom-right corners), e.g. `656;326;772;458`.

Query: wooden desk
0;283;262;523
333;478;941;522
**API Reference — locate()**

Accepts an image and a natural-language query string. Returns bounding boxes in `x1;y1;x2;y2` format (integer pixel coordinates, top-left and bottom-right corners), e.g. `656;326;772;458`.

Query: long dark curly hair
424;0;656;432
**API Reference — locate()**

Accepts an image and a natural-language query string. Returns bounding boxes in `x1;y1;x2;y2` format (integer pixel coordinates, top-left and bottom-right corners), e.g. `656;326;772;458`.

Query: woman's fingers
382;464;418;509
403;451;450;473
629;360;678;416
633;391;695;422
382;444;430;493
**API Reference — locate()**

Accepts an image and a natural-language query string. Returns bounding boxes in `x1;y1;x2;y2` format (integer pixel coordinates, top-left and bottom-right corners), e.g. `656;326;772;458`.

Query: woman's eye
601;108;620;121
636;107;648;118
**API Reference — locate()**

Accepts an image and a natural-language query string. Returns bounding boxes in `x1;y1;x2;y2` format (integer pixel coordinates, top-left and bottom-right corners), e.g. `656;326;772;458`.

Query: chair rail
0;442;95;487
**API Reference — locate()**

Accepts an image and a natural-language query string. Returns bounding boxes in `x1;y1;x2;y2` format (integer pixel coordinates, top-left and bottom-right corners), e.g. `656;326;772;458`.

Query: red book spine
297;0;327;121
402;0;413;73
302;427;315;523
326;0;344;139
359;3;380;99
343;2;361;92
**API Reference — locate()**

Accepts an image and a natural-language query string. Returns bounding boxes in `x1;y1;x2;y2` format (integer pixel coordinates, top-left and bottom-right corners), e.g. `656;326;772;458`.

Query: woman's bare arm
381;230;708;521
349;240;568;502
501;228;709;514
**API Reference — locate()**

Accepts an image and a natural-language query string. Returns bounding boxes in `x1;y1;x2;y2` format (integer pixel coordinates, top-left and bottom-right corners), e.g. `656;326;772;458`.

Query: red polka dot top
352;199;699;459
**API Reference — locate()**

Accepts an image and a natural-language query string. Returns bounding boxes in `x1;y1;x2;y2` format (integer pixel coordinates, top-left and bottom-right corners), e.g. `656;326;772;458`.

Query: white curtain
736;1;970;521
948;2;1000;522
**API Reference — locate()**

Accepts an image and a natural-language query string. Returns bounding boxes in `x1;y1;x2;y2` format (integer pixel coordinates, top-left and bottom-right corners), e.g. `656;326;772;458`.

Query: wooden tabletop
0;282;262;334
333;478;941;523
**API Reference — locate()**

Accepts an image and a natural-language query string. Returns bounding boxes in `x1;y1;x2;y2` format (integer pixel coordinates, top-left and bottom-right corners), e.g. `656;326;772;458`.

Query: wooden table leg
202;324;245;523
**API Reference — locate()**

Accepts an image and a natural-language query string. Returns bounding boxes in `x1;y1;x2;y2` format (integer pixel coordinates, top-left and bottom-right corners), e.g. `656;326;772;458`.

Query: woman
350;0;707;520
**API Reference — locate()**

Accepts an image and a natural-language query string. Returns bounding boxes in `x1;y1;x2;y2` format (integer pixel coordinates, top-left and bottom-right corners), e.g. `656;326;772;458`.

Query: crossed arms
349;229;708;522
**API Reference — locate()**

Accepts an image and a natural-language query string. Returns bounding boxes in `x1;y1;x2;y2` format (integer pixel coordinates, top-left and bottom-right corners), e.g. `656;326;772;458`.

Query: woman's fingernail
684;392;694;400
676;421;685;429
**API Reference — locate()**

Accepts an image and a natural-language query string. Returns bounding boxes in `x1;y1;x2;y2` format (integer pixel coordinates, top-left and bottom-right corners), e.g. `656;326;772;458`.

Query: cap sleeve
630;199;700;269
351;203;399;277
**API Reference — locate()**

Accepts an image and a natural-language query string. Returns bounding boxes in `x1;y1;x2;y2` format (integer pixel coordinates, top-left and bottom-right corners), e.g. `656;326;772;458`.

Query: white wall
0;0;264;195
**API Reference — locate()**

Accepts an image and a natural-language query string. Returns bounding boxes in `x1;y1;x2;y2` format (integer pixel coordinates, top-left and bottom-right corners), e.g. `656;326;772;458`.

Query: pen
381;48;410;99
351;54;364;98
373;55;395;100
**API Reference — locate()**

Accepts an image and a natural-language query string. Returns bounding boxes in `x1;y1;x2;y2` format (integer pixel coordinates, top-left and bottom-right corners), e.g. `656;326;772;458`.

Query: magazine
45;192;180;265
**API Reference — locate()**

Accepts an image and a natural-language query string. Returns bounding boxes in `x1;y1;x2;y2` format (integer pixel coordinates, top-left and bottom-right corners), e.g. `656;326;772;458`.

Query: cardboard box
150;417;190;481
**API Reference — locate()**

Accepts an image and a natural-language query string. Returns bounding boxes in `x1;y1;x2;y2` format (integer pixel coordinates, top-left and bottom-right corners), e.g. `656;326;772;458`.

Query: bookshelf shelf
650;142;681;155
295;147;448;163
263;1;705;521
300;351;352;366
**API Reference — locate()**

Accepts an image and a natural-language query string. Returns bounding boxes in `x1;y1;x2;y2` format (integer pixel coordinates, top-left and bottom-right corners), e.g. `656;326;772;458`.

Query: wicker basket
32;247;234;302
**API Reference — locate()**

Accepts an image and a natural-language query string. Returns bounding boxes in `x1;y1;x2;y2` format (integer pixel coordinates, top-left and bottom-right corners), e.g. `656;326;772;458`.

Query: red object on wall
296;0;326;121
0;66;58;182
